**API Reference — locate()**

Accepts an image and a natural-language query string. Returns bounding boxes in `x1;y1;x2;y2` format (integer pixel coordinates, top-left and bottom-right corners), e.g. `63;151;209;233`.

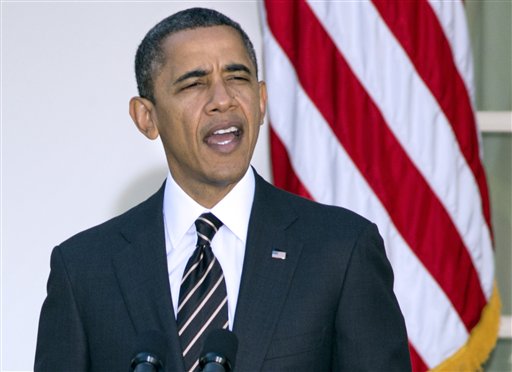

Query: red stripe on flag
270;126;313;200
371;0;492;235
264;0;486;329
409;342;429;372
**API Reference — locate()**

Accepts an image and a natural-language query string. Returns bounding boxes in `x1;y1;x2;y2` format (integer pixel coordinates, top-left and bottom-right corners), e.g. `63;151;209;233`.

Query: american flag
260;1;500;370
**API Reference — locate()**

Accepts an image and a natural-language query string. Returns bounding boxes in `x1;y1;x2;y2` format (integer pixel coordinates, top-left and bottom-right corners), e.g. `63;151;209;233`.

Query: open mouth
205;126;243;150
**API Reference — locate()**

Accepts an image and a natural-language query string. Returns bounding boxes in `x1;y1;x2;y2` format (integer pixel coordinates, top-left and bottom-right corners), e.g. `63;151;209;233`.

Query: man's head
134;7;258;103
129;8;267;208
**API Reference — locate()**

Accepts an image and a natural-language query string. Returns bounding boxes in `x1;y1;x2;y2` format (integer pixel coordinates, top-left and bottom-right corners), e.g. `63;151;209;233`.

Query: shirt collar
163;168;255;252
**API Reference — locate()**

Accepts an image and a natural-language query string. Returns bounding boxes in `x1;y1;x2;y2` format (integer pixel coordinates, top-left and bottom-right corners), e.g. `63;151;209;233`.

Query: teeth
213;126;238;135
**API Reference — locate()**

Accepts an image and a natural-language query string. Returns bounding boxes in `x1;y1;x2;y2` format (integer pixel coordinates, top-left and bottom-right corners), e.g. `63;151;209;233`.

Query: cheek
179;99;204;128
173;119;204;156
155;111;183;150
239;92;262;117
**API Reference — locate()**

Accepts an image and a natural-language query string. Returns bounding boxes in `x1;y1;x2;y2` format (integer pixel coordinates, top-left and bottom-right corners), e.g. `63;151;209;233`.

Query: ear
129;97;159;140
258;81;268;125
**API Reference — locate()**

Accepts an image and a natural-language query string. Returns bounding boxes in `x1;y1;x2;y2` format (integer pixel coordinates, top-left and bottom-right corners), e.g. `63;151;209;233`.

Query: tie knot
195;213;223;247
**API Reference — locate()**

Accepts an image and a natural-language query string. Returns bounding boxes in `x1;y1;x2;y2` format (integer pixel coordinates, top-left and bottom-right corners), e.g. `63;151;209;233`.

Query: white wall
1;2;270;370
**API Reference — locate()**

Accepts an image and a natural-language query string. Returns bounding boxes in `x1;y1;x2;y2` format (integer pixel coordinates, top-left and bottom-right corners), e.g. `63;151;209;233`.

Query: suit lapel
111;184;185;372
233;174;303;371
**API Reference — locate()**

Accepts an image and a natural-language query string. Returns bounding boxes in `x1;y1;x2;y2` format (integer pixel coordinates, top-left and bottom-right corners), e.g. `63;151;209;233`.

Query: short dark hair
134;7;258;103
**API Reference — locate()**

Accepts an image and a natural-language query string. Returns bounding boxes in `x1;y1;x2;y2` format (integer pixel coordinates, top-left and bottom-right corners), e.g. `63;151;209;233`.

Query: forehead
159;25;253;76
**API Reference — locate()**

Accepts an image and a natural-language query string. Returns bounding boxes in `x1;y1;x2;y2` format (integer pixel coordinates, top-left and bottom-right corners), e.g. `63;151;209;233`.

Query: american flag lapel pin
271;249;287;260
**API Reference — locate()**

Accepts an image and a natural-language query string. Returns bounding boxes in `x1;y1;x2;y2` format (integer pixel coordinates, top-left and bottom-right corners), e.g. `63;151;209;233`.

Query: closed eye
177;79;208;92
182;81;202;90
228;75;250;82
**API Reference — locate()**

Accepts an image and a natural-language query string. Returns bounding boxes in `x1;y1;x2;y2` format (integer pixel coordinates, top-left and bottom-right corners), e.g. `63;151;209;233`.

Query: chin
208;164;249;186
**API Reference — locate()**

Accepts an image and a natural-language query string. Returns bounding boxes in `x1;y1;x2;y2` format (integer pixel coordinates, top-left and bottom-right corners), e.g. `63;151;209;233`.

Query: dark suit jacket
35;172;411;371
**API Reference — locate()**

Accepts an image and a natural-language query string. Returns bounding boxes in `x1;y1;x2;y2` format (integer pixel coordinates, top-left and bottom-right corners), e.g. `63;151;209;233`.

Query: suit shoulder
57;185;164;255
262;179;373;229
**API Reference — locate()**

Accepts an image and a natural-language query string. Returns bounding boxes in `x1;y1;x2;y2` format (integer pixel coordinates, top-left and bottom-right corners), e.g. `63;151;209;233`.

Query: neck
169;174;241;209
167;166;251;209
186;183;237;209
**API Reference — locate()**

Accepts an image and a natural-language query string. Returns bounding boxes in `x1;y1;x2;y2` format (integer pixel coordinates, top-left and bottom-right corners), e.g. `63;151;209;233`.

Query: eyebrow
173;63;253;86
224;63;252;75
173;69;208;85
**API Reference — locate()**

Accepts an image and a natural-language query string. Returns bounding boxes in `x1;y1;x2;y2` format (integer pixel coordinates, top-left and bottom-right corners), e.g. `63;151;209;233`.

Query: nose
205;79;236;113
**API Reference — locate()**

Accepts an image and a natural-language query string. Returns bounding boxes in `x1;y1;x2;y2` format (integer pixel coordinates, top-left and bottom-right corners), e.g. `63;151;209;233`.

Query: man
35;7;411;371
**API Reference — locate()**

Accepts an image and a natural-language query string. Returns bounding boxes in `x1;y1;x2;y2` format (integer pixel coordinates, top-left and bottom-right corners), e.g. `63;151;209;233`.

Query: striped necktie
177;213;229;372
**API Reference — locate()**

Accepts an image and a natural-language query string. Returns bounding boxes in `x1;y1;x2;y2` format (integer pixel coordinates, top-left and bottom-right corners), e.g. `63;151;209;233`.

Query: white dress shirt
162;168;255;330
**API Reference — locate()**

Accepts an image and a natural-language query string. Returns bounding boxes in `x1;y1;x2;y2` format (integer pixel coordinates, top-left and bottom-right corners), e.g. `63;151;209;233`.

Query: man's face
150;26;266;205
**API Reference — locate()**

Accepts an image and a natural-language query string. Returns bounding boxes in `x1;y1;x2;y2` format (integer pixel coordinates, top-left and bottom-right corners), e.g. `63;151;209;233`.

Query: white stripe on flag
427;0;476;105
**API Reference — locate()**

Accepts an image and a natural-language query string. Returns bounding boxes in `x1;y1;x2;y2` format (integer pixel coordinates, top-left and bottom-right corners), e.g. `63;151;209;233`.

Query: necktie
177;213;229;372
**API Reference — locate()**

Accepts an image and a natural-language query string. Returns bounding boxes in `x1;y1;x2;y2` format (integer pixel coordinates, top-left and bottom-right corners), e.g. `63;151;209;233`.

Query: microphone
199;329;238;372
130;330;167;372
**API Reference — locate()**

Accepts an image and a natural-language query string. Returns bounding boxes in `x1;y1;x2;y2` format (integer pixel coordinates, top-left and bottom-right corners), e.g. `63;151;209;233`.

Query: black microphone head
130;330;167;372
199;329;238;372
